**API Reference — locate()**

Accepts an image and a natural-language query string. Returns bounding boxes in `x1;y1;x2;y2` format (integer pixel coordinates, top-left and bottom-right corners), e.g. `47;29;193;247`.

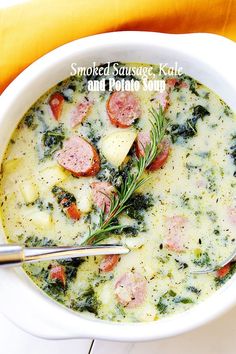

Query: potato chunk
39;165;67;189
20;180;39;204
30;211;52;229
77;193;92;213
101;130;137;167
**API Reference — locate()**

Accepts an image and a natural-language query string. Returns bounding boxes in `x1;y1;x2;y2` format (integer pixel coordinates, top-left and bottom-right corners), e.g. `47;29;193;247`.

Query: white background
1;304;236;354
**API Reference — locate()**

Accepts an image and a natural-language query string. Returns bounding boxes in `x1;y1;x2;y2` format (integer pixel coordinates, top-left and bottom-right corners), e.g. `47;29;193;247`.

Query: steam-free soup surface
0;62;236;322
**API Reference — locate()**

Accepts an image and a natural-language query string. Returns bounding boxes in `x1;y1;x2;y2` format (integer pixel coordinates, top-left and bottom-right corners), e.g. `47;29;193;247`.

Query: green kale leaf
71;287;99;315
42;125;65;158
169;105;210;143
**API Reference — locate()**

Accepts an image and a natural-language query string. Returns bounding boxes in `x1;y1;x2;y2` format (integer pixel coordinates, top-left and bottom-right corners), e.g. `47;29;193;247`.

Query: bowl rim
0;31;236;341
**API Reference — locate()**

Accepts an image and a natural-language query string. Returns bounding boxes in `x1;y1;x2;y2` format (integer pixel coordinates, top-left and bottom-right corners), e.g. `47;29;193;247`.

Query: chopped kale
24;236;56;247
157;297;168;314
71;288;99;314
65;265;79;282
24;265;65;302
122;226;140;236
42;125;65;158
58;258;85;282
91;273;114;287
52;186;76;207
230;144;236;165
193;105;210;118
85;124;101;146
58;258;85;268
29;258;84;301
156;290;193;315
96;157;136;188
204;168;217;192
41;265;67;300
173;297;193;304
188;78;200;96
229;135;236;176
96;160;118;183
180;193;190;208
126;193;154;221
223;104;231;116
24;114;37;129
187;286;201;295
43;277;65;301
32;198;54;211
113;225;140;237
169;105;210;143
193;251;211;267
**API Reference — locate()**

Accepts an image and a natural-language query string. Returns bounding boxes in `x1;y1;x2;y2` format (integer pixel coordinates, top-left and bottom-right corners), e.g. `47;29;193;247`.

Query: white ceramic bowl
0;32;236;342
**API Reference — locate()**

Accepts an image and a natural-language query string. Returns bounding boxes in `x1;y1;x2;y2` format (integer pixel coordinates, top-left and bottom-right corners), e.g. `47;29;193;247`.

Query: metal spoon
192;248;236;274
0;244;129;267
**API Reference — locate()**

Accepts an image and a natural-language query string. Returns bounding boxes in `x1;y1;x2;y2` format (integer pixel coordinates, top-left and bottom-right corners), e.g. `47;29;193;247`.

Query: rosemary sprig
82;107;167;245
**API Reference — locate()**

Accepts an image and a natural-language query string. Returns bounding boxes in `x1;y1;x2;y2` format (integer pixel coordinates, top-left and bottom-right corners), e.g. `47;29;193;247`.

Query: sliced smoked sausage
115;272;147;308
49;92;65;121
91;181;114;213
136;133;170;171
106;91;141;128
56;136;100;177
99;255;120;272
70;99;92;128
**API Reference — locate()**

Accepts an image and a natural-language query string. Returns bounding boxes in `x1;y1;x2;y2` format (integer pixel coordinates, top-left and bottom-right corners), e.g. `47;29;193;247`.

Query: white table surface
1;303;236;354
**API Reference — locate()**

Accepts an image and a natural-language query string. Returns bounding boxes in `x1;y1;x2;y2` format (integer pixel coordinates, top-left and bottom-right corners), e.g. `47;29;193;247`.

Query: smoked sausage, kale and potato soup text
0;62;236;322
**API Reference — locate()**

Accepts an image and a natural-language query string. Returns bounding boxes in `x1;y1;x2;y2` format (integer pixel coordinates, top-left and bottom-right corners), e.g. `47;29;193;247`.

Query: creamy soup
0;62;236;322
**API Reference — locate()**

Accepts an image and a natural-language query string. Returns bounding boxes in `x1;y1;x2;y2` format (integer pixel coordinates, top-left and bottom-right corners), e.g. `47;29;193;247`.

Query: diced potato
76;184;92;213
3;158;22;174
30;211;52;229
99;283;113;305
39;165;67;189
20;180;39;204
77;192;92;213
124;235;146;249
101;130;137;167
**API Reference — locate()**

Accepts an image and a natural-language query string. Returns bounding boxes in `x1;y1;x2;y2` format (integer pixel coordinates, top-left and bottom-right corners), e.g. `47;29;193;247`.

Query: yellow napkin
0;0;235;92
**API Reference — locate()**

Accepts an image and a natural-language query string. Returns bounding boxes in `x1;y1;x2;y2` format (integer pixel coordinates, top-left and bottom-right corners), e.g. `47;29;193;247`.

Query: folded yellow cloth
0;0;235;92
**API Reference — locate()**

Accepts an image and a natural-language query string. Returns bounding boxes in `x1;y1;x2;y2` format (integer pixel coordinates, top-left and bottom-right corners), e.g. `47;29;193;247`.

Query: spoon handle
0;244;129;267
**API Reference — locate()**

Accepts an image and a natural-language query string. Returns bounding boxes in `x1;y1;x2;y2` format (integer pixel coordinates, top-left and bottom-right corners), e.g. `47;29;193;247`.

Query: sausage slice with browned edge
56;136;100;177
106;91;141;128
136;133;170;171
70;99;92;128
99;255;120;272
49;92;65;121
